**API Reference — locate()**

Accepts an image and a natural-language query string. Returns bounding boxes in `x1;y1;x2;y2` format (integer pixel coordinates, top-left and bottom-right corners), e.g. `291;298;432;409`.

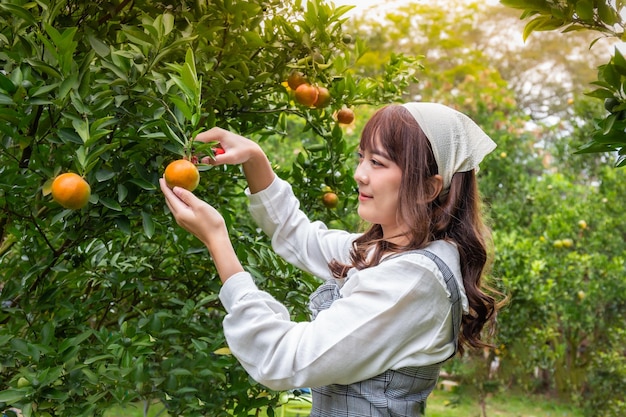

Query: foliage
0;0;419;416
500;0;626;165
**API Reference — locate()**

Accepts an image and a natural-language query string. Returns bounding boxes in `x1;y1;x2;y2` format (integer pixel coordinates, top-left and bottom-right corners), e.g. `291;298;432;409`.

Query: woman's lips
358;191;372;201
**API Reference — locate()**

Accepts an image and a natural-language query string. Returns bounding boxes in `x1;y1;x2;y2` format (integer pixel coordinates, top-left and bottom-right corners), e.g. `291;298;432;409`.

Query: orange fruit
322;192;339;209
336;108;355;125
313;86;331;109
287;71;307;90
294;83;319;107
164;159;200;191
51;173;91;210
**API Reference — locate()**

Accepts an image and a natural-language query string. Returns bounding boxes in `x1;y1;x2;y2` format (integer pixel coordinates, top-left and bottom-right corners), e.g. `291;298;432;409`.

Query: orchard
0;0;418;416
2;0;626;416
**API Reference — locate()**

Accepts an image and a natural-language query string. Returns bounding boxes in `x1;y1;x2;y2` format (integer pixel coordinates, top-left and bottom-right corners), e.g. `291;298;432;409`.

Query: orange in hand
51;172;91;210
164;159;200;191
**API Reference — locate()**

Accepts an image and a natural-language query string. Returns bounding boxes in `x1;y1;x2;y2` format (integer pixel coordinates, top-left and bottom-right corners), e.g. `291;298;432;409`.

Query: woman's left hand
159;178;227;246
160;178;245;282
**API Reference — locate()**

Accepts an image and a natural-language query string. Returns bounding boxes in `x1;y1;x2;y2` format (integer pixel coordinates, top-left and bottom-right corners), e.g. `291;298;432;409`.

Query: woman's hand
194;127;275;193
160;178;224;244
196;127;263;166
160;178;244;282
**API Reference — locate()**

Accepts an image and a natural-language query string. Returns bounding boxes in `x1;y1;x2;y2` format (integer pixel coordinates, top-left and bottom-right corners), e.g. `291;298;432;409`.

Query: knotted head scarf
402;102;496;191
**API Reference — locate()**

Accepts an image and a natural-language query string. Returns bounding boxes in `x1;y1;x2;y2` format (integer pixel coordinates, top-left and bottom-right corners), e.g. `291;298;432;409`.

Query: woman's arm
247;177;354;279
160;127;276;283
220;255;457;390
160;180;244;283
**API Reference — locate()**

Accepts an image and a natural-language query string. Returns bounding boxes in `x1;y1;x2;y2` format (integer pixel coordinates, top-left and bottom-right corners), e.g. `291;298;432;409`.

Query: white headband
402;102;496;191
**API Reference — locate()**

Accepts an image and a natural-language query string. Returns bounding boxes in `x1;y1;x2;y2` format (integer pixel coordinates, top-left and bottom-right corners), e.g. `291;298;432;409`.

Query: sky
331;0;399;15
330;0;503;18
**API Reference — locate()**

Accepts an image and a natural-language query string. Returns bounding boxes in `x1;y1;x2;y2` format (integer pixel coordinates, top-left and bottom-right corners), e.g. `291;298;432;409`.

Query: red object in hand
214;148;225;155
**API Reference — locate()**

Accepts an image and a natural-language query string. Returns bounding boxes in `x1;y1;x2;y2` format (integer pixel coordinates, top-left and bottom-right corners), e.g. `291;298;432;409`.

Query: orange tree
0;0;419;415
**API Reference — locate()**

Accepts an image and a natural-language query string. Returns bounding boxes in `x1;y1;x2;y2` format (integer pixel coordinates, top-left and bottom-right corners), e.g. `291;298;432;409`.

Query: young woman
160;102;500;416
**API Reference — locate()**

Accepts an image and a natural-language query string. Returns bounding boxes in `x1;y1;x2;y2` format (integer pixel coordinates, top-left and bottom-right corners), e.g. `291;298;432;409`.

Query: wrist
206;230;245;283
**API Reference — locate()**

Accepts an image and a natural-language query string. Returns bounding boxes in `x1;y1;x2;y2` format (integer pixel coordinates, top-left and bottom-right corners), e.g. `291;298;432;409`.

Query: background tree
501;0;626;166
0;1;418;416
345;1;626;415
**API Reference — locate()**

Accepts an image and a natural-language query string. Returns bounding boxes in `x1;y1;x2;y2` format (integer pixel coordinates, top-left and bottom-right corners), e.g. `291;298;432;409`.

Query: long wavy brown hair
329;104;500;354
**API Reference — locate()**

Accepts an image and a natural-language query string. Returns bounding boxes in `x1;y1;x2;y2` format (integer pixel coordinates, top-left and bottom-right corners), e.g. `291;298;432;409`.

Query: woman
160;102;500;416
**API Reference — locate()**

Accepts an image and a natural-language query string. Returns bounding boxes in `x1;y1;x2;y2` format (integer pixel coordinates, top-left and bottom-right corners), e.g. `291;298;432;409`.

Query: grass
104;389;585;417
426;389;584;417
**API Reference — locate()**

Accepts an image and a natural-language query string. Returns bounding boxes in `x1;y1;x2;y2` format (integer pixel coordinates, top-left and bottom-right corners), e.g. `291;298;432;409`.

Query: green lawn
426;390;583;417
105;389;584;417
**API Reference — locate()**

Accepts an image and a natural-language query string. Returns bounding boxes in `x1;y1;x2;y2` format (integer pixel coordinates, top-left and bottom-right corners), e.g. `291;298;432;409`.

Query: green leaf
0;72;16;93
115;216;131;234
598;1;618;25
575;0;594;21
128;178;156;190
612;47;626;75
122;26;155;48
96;169;116;182
584;88;616;99
162;13;175;36
59;72;78;100
523;16;565;41
0;389;29;403
0;3;37;25
142;211;155;239
499;0;551;12
100;197;122;211
600;63;621;88
83;354;115;365
88;34;110;57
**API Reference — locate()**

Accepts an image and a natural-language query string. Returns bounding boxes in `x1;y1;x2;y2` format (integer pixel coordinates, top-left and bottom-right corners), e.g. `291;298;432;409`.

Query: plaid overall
307;250;462;417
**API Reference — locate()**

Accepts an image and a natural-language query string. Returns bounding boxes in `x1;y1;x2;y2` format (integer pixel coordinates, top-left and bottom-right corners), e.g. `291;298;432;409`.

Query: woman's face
354;138;406;243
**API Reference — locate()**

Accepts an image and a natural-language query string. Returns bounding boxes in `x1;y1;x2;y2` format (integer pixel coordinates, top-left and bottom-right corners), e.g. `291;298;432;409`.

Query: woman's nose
354;166;367;184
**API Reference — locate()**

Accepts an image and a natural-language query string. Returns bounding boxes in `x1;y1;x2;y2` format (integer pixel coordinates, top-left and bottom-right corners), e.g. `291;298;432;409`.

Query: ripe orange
314;86;331;109
322;192;339;209
336;108;355;125
294;83;319;107
51;173;91;210
164;159;200;191
287;71;307;90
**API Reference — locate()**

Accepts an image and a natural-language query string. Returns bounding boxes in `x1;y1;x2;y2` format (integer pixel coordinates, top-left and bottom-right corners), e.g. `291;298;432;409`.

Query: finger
160;178;189;213
171;184;203;209
194;127;224;144
202;154;224;165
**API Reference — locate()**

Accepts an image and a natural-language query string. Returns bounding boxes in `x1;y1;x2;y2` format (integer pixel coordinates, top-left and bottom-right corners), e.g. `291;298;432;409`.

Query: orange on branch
164;159;200;191
51;172;91;210
287;71;307;90
314;86;331;109
294;83;319;107
322;192;339;209
336;108;355;125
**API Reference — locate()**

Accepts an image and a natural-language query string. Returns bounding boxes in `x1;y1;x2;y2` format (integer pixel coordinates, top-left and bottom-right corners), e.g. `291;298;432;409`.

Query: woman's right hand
195;127;263;167
195;127;275;193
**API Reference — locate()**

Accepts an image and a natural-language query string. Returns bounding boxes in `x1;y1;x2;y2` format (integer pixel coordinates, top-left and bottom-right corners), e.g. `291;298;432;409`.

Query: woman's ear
426;174;444;202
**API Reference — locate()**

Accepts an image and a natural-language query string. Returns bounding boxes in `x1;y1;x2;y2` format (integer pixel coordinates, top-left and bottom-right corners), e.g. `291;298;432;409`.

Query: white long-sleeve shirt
219;176;469;391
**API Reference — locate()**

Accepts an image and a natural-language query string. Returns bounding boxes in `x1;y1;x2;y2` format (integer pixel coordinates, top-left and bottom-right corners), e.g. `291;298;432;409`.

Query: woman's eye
370;159;382;166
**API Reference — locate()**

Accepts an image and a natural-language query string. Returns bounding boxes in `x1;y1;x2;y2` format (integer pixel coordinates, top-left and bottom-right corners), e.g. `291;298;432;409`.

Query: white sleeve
219;254;457;391
246;176;355;280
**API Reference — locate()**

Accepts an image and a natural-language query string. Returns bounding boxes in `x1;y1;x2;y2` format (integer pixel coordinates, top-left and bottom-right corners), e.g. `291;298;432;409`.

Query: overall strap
388;249;463;354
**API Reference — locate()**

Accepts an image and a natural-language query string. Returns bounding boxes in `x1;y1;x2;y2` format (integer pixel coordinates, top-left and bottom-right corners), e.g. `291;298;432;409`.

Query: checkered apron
307;250;462;417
